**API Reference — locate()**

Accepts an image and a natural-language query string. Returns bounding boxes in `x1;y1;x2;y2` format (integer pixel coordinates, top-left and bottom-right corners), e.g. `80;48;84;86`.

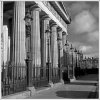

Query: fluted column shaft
31;8;41;70
50;25;54;70
51;24;58;68
12;1;26;65
58;28;63;81
62;32;67;67
1;1;3;66
58;29;63;66
41;16;50;77
62;32;67;50
3;26;8;65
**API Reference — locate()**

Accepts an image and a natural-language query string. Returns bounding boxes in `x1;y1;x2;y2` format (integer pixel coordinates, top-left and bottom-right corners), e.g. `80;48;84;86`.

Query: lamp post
84;56;87;74
57;36;62;82
65;40;70;81
74;48;77;67
74;48;77;78
24;9;33;87
92;57;94;69
45;24;51;83
77;50;80;77
70;44;74;79
79;51;82;76
79;51;82;68
77;50;80;67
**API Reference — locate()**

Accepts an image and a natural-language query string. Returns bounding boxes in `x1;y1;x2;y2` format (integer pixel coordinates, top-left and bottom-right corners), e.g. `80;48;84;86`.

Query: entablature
35;1;69;34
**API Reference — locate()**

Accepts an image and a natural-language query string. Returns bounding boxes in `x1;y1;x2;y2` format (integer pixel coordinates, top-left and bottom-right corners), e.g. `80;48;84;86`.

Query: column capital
50;22;58;28
30;4;41;12
62;31;66;35
41;15;51;21
57;27;63;32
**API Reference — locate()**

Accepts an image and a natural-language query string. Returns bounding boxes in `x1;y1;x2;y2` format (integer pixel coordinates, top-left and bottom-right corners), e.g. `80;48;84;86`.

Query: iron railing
32;67;61;87
2;63;61;96
32;67;49;88
69;65;73;79
1;64;27;96
52;67;60;83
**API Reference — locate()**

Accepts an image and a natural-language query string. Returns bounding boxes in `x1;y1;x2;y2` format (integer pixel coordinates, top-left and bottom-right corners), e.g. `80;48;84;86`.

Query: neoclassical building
1;1;71;96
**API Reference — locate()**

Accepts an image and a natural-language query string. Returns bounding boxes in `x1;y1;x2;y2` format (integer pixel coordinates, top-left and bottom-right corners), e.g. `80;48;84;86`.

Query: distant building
82;57;99;69
92;57;99;68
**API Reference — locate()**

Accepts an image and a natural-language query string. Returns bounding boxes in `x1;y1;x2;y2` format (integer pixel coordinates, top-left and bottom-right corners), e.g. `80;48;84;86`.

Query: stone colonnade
58;28;63;68
1;1;68;79
1;1;3;66
12;1;26;66
62;32;67;68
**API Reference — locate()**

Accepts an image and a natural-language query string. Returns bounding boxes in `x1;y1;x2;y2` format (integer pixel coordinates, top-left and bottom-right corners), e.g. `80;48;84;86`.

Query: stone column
62;32;67;68
57;28;63;81
0;1;3;66
7;37;10;63
3;26;8;65
41;16;51;77
62;32;70;81
50;25;54;70
31;7;41;77
62;32;67;50
9;18;13;64
58;28;63;67
12;1;26;78
51;24;58;68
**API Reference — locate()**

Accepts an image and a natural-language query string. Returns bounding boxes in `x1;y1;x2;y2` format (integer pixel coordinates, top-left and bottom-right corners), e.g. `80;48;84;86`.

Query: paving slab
27;74;98;99
27;82;97;99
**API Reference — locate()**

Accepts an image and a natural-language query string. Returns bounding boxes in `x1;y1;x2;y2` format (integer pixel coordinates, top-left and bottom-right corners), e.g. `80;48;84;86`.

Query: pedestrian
62;69;70;84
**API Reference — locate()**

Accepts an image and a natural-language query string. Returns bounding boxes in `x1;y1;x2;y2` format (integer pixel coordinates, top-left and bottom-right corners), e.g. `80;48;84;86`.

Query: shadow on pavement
67;82;97;86
56;90;98;99
88;91;99;98
76;74;99;81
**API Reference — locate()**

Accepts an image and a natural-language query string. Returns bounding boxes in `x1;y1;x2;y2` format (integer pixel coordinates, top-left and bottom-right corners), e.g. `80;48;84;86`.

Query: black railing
2;64;61;96
32;67;49;88
69;65;73;79
1;64;27;96
52;67;60;83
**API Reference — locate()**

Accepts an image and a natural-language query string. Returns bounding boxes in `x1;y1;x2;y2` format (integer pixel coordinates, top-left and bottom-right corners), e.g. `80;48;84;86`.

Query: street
26;74;98;99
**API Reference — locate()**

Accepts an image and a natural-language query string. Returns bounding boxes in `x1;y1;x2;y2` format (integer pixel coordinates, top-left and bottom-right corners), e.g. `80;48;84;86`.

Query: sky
63;1;99;58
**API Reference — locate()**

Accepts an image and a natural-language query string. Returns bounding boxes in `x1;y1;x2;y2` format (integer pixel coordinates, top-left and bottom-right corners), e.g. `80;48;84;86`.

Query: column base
48;81;54;88
60;79;64;84
70;76;76;82
27;86;36;96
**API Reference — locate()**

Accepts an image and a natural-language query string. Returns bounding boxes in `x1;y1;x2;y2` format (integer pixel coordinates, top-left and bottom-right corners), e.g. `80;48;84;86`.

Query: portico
1;1;71;96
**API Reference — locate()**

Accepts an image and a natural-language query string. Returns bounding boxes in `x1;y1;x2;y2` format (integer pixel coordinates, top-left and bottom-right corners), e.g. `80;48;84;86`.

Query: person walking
62;68;70;84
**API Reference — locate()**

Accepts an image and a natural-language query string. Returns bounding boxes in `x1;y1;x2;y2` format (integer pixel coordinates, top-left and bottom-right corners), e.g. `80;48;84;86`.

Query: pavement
26;74;99;99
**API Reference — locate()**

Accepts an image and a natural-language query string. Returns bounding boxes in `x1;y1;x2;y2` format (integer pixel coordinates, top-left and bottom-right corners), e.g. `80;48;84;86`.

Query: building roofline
50;1;71;24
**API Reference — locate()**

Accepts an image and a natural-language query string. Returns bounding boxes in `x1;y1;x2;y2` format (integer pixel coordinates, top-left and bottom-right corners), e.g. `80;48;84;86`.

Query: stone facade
1;1;71;96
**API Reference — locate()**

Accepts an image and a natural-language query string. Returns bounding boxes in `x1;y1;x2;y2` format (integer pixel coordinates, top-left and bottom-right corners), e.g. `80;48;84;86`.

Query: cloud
70;2;90;16
70;10;97;34
84;52;99;58
65;1;99;58
69;41;82;48
90;4;99;19
64;2;90;18
79;45;92;53
87;31;99;42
